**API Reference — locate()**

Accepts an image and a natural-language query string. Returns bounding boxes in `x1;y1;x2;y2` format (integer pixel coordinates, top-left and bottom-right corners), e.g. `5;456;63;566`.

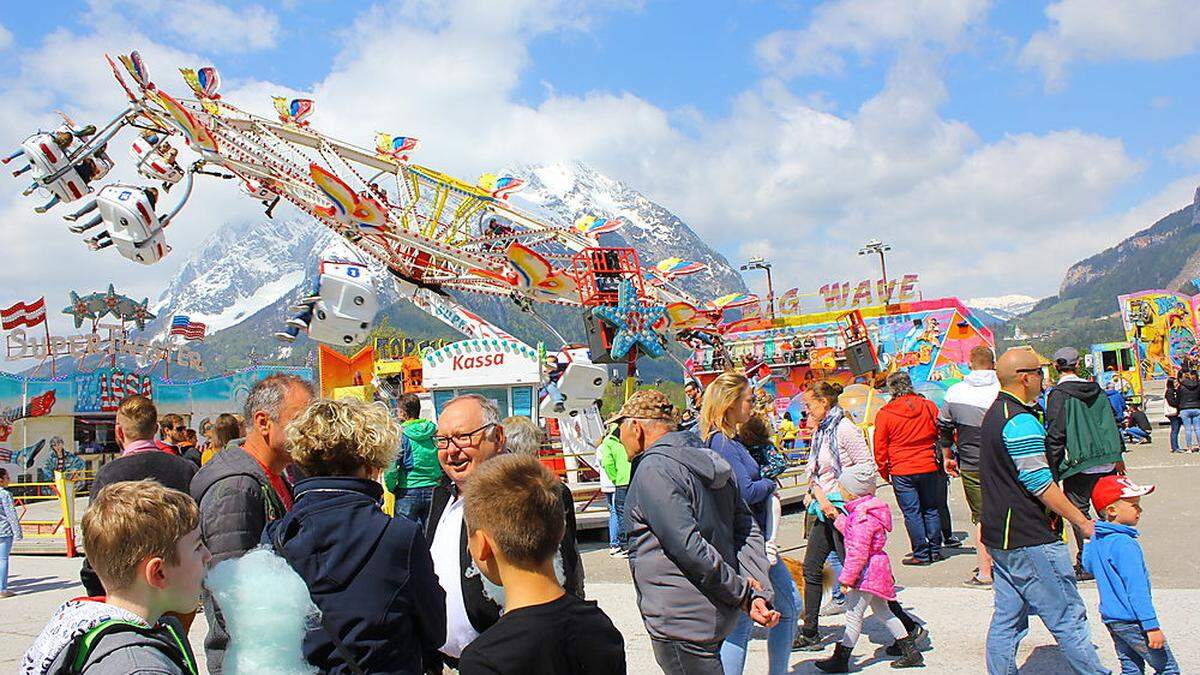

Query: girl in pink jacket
815;465;925;672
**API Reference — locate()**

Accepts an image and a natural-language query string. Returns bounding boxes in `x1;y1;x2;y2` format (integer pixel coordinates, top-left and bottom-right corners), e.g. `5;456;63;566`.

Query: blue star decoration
592;279;668;360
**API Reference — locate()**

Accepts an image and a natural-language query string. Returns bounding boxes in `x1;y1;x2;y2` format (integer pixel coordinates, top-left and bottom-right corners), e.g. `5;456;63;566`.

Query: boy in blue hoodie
1082;475;1179;674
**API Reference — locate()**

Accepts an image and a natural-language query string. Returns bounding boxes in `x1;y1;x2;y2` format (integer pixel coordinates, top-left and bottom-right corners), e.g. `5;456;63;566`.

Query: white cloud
1167;132;1200;166
88;0;281;54
0;23;13;51
756;0;991;77
0;0;1161;354
1021;0;1200;91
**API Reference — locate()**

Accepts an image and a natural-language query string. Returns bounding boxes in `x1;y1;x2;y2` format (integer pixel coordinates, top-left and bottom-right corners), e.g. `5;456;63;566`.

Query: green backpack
1061;395;1125;480
54;619;196;675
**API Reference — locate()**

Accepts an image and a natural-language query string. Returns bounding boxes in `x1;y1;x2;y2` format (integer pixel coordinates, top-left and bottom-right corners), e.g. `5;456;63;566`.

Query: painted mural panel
1118;290;1198;380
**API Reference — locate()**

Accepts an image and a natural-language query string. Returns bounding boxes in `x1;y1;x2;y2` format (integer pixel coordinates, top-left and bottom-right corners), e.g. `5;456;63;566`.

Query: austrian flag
170;315;207;341
1;297;47;330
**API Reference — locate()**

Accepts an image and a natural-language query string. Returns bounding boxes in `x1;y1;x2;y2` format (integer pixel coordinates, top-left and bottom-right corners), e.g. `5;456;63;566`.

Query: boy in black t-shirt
460;455;625;675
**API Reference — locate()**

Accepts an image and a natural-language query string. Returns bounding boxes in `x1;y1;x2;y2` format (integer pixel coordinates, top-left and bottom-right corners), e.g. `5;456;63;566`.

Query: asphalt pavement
3;435;1197;673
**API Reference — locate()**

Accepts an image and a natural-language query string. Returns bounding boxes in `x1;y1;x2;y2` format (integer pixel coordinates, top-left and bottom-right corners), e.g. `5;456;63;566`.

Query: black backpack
53;619;196;675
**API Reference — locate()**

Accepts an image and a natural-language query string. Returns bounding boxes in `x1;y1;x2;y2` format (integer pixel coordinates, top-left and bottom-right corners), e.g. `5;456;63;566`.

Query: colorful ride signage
814;274;920;311
5;323;204;372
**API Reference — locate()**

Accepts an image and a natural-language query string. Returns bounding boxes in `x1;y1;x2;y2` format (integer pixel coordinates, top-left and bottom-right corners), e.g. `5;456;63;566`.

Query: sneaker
792;631;824;651
274;331;296;343
0;590;15;598
286;318;310;331
1075;566;1095;582
901;556;931;566
608;547;628;558
962;576;992;589
819;598;847;616
942;537;964;549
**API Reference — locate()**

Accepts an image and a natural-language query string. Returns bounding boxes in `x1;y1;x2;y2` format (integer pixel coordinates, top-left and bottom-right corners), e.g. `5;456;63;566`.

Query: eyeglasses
434;423;496;449
1015;368;1044;377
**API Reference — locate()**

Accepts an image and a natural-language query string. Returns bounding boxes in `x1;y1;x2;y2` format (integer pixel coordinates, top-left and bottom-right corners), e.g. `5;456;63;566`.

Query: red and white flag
1;297;47;330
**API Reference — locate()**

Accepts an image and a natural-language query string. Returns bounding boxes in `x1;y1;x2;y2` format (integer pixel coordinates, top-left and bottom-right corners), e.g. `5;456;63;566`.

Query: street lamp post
857;238;892;306
740;256;776;320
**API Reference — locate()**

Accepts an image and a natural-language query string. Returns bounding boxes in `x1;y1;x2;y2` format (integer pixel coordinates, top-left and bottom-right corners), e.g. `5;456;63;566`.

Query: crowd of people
4;346;1182;673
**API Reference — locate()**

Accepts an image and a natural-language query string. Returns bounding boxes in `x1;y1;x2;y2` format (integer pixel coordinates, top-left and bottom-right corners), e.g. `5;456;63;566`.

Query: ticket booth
421;339;544;421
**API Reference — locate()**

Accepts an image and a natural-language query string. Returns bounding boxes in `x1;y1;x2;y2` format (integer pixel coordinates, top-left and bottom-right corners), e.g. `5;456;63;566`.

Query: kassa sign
422;339;542;389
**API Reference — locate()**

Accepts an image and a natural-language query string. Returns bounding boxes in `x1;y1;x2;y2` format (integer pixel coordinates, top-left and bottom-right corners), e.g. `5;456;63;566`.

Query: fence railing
11;471;82;557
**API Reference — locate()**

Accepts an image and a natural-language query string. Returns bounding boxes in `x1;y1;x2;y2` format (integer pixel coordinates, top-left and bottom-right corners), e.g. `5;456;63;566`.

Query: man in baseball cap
1052;347;1080;370
618;388;778;674
1083;475;1178;672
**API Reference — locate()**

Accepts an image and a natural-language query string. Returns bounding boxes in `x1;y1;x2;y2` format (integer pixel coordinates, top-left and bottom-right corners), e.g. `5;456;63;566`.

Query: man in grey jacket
617;390;778;675
191;373;313;674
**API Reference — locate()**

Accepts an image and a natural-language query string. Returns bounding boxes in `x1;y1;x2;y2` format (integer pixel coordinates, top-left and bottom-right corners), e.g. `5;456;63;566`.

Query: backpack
53;620;196;675
1061;395;1124;479
746;443;789;479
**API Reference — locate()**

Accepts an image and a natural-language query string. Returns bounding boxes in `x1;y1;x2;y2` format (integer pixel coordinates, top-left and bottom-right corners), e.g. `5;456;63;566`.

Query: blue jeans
987;542;1107;675
1125;427;1150;442
1179;408;1200;447
1106;620;1179;674
720;557;800;675
606;486;628;549
0;536;11;592
1169;416;1182;451
393;486;434;529
828;551;846;603
892;472;943;561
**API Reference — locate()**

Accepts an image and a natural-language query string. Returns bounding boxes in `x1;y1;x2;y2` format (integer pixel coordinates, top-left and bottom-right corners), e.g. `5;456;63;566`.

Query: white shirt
431;493;478;658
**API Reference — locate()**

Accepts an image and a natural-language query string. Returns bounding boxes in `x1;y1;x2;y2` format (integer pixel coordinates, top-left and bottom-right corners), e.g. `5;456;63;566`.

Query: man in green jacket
384;393;443;527
598;423;631;555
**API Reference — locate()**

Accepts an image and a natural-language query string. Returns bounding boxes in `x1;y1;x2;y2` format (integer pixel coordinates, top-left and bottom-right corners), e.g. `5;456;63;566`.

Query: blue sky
3;0;1200;317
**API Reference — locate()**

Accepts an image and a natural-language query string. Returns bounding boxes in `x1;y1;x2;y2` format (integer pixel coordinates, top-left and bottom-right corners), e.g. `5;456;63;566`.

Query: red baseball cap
1091;475;1155;513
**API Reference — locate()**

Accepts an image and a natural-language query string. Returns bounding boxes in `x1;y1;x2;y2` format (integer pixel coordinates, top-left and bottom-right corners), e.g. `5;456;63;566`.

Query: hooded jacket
1176;377;1200;411
1045;376;1124;480
190;445;288;674
624;431;771;643
23;598;195;675
384;419;443;491
834;495;897;601
1082;520;1160;629
937;369;1000;471
873;394;940;479
264;476;446;674
707;431;775;532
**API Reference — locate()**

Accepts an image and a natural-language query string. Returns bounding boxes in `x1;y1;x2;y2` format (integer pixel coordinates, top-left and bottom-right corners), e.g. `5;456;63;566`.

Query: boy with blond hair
23;480;209;675
460;454;624;674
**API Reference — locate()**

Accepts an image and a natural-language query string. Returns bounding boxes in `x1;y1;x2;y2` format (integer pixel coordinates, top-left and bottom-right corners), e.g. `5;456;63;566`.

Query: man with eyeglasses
423;394;584;673
980;349;1107;674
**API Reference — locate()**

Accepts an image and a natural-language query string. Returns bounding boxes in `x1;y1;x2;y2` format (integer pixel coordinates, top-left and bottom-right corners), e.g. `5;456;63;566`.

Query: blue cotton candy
206;546;320;675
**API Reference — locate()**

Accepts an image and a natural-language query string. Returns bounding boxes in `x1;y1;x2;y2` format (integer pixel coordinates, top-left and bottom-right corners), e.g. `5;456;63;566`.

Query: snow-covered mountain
966;294;1039;321
148;162;747;374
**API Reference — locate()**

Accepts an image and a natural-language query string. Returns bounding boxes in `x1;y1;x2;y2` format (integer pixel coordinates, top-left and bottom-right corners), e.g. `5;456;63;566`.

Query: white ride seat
19;129;88;204
305;262;379;345
96;184;170;264
130;135;183;184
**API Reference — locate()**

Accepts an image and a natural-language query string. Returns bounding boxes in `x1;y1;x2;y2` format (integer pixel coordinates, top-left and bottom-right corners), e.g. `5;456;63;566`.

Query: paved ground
3;436;1197;673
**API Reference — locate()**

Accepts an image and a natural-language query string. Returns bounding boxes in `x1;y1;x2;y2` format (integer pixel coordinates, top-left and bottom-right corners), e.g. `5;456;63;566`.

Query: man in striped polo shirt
979;349;1107;674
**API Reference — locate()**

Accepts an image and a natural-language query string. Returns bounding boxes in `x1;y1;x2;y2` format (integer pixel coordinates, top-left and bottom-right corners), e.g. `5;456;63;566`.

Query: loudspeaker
558;363;609;400
844;340;879;376
584;316;617;364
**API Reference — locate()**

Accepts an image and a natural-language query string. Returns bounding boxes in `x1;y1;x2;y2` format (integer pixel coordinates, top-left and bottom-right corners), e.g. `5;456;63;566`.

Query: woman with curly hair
263;398;447;674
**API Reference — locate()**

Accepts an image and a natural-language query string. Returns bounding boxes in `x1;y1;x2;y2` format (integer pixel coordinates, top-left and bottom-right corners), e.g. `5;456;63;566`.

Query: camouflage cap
605;389;679;426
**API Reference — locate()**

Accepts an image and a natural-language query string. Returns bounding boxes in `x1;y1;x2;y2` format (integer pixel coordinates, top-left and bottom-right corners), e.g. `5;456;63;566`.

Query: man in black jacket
424;394;584;672
80;395;197;597
1043;347;1124;580
191;373;313;674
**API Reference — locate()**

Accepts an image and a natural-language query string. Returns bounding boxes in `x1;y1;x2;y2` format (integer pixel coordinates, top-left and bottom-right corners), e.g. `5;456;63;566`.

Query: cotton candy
206;546;320;675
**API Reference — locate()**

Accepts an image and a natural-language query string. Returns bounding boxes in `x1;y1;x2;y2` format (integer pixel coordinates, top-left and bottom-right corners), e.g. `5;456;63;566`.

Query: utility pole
740;256;776;320
857;239;892;306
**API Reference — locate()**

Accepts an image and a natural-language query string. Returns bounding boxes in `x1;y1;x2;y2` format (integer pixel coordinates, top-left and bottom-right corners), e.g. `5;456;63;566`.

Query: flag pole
42;297;56;378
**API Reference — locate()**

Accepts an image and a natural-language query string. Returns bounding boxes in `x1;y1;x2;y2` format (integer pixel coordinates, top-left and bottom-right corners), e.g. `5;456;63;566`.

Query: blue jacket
707;431;776;531
1081;520;1159;630
1106;389;1127;422
263;476;446;674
